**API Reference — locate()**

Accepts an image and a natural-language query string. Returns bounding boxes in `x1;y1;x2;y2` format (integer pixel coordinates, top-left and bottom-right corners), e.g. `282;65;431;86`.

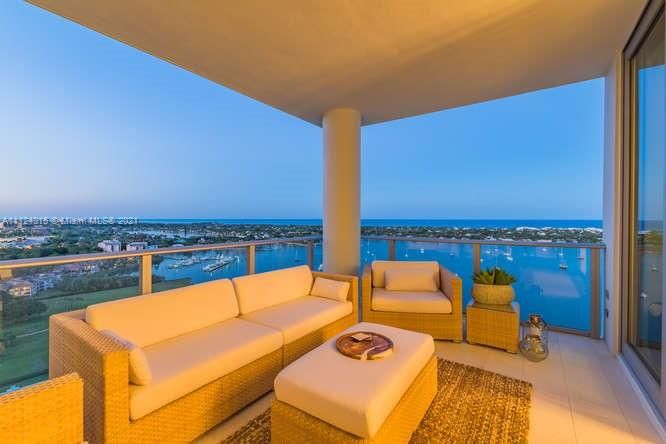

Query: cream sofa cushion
274;322;434;438
371;288;452;314
384;268;438;292
241;296;352;344
310;277;349;302
86;279;239;347
232;265;313;314
101;330;152;386
129;318;282;420
371;261;440;288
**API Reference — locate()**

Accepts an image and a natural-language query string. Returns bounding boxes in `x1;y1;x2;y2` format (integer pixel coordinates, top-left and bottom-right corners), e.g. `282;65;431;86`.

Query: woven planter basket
472;284;515;305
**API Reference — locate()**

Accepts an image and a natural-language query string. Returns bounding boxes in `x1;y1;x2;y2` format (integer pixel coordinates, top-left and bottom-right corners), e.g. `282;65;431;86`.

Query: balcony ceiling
28;0;645;126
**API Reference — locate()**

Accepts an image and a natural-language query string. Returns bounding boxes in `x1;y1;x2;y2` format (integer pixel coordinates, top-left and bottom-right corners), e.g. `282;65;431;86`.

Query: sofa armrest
311;271;359;318
0;372;83;443
439;265;463;317
361;264;373;320
49;312;130;443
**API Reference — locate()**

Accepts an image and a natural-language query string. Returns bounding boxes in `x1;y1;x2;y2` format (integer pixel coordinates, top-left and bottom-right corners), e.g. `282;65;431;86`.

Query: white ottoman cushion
274;322;434;438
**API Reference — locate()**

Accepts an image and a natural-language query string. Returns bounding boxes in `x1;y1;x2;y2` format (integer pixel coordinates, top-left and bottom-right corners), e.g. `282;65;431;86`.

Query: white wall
602;53;623;354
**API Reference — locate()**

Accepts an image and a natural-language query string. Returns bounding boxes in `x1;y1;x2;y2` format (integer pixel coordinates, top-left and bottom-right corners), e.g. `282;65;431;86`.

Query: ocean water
140;218;603;228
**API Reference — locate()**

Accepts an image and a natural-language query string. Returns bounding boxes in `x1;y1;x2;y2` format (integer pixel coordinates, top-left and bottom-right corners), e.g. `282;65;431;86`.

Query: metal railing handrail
0;235;605;270
0;236;321;270
361;235;606;249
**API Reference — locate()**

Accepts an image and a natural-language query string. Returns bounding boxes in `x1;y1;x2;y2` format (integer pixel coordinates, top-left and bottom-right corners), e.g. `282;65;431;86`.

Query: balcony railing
361;236;605;338
0;237;319;391
0;235;604;391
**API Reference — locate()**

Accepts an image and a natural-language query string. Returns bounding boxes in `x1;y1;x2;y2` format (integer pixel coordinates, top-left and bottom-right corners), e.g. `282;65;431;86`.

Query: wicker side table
466;301;519;353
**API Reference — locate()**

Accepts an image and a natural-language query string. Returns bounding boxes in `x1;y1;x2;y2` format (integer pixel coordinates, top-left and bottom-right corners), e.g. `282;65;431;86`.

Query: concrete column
323;108;361;275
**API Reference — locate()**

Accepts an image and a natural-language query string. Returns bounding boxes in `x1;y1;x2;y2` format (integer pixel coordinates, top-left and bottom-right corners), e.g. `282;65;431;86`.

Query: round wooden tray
335;331;394;360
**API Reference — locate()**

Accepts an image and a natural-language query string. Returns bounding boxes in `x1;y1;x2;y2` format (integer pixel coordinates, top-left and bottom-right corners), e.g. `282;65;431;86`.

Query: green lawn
0;278;191;390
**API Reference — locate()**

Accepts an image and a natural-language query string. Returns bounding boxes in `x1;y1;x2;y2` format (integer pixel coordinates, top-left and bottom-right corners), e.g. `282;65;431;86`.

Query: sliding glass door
624;2;665;414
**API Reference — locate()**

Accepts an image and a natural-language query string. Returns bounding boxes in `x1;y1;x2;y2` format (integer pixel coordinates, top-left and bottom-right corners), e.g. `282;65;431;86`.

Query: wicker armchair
0;373;83;444
362;261;463;341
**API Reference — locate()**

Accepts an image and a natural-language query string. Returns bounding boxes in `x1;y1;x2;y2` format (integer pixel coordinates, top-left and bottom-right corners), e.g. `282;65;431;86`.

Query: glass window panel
630;13;665;379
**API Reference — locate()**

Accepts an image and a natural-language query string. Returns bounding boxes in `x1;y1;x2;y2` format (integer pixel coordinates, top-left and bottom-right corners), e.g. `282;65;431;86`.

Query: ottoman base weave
271;356;437;443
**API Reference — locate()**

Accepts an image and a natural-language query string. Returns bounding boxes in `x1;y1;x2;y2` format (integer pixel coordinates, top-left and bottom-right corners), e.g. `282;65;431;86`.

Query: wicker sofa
362;260;462;341
49;265;357;443
0;373;83;444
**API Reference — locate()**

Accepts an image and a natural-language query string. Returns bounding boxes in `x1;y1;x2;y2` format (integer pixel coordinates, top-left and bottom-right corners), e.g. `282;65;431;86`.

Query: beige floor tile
629;416;663;444
528;389;577;444
560;341;606;372
602;364;662;443
483;348;524;379
522;357;569;397
571;397;636;443
565;364;620;408
435;340;489;368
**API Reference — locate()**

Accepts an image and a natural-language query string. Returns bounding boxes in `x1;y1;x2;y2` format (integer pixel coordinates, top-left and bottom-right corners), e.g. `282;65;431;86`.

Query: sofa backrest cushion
86;279;239;347
371;261;440;288
232;265;313;314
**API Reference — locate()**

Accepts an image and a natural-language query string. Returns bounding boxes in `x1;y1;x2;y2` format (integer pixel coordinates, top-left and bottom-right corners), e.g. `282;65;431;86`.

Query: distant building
6;280;32;298
97;240;121;253
29;274;56;294
126;242;148;252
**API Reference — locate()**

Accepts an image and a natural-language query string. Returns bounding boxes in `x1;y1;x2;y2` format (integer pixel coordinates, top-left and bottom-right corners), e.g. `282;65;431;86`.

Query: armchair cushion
371;288;452;314
371;261;440;288
384;269;438;292
310;277;350;302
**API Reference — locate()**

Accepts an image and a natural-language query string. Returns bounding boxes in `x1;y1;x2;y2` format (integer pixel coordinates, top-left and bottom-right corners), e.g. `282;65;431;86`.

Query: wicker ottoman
466;301;520;353
272;322;437;443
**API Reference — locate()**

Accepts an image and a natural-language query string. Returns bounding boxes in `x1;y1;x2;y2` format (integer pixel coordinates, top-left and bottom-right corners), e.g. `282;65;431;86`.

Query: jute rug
222;358;532;443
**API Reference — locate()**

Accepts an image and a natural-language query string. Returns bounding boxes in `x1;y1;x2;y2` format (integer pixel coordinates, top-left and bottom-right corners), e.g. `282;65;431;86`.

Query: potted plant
472;266;517;305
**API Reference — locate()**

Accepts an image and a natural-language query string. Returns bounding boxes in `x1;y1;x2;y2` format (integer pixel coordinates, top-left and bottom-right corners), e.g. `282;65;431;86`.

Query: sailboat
558;248;568;270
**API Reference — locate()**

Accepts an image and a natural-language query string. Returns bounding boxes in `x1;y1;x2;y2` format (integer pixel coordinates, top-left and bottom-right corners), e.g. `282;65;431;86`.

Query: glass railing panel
361;239;390;266
313;241;323;271
480;244;591;331
152;248;247;290
255;242;308;273
394;241;475;305
0;258;139;392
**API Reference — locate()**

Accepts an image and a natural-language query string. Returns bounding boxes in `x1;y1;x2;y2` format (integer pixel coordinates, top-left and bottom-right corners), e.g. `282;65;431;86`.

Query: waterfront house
4;280;33;299
0;1;665;443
